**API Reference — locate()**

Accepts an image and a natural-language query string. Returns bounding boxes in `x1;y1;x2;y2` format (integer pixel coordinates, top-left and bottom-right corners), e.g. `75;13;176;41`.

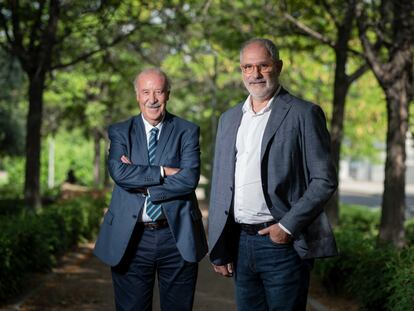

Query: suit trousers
111;224;198;311
234;231;312;311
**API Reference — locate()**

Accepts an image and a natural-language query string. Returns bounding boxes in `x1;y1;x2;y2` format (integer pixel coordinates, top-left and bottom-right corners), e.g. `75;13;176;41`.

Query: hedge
0;195;104;302
315;205;414;311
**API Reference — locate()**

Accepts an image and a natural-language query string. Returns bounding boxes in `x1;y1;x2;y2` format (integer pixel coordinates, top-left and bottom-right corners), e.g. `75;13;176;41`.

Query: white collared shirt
141;115;163;222
234;87;281;225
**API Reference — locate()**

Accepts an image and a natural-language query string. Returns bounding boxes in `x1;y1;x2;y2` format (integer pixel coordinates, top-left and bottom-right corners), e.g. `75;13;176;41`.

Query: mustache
248;79;266;84
145;102;161;108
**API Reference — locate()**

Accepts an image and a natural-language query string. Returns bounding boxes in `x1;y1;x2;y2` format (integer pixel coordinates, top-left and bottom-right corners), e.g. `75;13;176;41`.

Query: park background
0;0;413;310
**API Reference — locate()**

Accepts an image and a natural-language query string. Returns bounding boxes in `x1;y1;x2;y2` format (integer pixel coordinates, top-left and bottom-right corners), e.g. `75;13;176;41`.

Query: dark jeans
235;231;312;311
111;226;198;311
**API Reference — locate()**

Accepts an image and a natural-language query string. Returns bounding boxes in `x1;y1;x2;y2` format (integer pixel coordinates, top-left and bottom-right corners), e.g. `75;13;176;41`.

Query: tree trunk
379;80;408;247
47;135;55;189
93;129;101;188
324;30;351;226
24;74;46;209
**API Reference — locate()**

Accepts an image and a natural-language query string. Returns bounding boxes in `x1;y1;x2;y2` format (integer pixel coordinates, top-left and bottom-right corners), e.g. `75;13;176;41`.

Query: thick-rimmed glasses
240;63;274;74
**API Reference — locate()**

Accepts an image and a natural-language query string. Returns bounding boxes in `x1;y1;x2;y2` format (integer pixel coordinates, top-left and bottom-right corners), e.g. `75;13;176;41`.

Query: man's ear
276;60;283;75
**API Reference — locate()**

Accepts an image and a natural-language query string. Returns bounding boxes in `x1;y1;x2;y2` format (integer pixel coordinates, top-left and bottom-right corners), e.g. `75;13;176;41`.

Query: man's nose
252;66;263;78
149;92;157;103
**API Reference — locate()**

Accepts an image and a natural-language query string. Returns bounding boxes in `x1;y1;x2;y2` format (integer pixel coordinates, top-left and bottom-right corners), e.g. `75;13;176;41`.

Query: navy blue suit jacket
94;112;208;266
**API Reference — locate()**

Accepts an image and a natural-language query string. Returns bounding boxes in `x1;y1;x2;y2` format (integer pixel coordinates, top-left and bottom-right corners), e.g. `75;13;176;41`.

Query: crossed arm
107;125;200;201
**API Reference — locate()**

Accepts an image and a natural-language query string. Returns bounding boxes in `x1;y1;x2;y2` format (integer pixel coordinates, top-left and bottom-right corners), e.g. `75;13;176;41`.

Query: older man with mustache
208;38;338;310
94;68;207;311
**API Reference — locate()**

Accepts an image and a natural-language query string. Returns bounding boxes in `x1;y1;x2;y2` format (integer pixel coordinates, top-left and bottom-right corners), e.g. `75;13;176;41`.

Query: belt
142;219;169;230
239;220;277;235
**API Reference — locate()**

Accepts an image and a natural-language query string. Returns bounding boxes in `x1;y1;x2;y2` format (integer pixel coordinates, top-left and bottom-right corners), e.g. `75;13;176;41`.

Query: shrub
405;218;414;246
384;247;414;311
339;203;380;236
315;204;414;310
0;195;104;302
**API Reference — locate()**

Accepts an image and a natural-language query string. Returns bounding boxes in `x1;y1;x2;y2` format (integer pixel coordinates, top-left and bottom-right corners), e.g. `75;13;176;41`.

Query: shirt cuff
160;166;165;178
278;223;292;235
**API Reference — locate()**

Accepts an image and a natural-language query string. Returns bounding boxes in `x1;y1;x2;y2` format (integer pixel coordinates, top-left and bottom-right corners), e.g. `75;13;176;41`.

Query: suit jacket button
225;210;229;215
132;215;137;218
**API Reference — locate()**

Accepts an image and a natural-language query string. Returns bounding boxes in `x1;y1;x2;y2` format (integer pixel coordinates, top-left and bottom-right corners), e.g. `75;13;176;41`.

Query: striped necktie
146;127;163;220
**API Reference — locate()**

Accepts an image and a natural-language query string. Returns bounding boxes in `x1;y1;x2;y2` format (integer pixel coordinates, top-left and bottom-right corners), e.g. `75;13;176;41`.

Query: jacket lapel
155;112;174;164
224;104;243;170
132;115;149;164
260;88;293;162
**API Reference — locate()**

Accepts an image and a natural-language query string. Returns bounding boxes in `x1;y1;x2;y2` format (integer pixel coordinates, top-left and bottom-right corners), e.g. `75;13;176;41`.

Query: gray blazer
208;88;338;264
94;112;208;266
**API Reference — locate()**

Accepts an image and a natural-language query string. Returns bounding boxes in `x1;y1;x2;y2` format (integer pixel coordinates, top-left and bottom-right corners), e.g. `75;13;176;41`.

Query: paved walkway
0;242;359;311
0;201;361;311
1;244;332;311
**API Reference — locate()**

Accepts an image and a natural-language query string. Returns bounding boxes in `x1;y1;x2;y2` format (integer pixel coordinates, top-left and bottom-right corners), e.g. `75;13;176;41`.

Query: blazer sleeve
148;126;200;202
279;105;338;238
107;125;162;190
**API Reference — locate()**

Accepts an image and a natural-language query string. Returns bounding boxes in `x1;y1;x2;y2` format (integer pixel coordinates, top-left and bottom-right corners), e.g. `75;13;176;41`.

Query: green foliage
339;203;380;236
0;156;25;195
385;247;414;311
0;129;96;195
343;71;387;162
0;195;104;302
405;218;414;246
315;204;414;310
40;129;95;188
0;50;26;158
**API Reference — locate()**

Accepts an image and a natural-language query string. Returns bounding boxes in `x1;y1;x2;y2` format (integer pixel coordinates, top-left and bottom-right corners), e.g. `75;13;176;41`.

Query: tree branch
10;0;24;52
0;7;14;47
51;28;138;70
283;11;364;57
2;1;29;68
320;0;340;29
283;12;336;49
347;63;368;84
355;3;385;80
28;0;46;54
386;48;413;83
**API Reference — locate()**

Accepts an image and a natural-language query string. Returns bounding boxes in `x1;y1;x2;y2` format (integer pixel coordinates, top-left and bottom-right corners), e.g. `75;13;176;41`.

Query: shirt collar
242;85;282;115
141;114;164;134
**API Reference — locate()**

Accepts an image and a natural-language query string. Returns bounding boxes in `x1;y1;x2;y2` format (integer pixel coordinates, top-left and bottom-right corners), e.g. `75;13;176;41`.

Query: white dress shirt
234;93;275;224
141;115;163;222
233;87;291;234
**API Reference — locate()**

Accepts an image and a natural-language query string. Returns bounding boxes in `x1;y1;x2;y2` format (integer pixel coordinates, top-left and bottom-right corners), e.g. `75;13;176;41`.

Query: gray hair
239;38;280;62
133;68;171;94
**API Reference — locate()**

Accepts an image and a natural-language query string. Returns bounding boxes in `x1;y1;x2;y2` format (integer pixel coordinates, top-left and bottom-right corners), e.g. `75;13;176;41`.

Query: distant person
65;169;77;184
208;38;338;310
94;68;207;311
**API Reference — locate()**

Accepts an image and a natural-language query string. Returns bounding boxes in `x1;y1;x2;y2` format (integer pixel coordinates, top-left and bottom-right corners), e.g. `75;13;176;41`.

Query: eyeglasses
240;63;274;74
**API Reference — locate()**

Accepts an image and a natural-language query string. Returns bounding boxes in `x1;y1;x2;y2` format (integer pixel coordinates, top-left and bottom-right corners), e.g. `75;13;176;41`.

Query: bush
0;195;104;302
405;218;414;246
339;203;380;236
385;247;414;311
315;204;414;310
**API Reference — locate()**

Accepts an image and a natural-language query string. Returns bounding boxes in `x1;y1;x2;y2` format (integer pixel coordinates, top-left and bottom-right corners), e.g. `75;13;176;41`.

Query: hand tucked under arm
121;155;132;164
163;166;181;176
